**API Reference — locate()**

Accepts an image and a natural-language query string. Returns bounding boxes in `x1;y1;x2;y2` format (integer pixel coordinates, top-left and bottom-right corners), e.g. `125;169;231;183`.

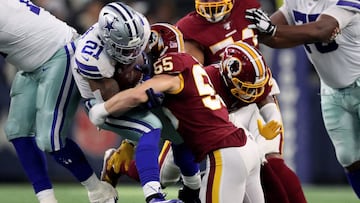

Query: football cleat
100;148;122;187
101;140;135;187
178;186;200;203
88;181;118;203
148;199;184;203
147;193;184;203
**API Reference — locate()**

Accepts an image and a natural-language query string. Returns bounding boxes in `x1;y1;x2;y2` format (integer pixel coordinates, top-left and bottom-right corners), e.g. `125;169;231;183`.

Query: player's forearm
269;16;338;48
104;88;146;116
89;78;120;101
277;21;336;42
261;35;305;48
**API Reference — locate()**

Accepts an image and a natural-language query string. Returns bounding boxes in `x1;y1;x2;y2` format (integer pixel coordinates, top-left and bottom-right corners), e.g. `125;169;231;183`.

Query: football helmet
98;2;150;64
148;23;185;60
195;0;234;23
220;41;270;103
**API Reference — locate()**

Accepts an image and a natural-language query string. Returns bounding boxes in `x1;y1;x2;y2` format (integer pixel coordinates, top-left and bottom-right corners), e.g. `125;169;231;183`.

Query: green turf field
0;183;358;203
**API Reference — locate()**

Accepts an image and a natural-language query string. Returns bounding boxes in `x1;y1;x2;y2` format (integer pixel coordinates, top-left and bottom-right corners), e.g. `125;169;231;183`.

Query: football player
89;22;280;203
99;24;284;203
0;1;117;203
173;0;307;202
70;2;182;203
245;0;360;199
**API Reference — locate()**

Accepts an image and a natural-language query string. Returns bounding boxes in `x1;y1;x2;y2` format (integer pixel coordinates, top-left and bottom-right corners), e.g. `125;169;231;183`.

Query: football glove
134;56;153;81
107;139;135;173
245;8;277;36
257;119;283;140
144;88;164;109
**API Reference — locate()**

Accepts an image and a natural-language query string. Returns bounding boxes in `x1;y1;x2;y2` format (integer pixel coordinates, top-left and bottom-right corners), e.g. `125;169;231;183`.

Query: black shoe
178;185;200;203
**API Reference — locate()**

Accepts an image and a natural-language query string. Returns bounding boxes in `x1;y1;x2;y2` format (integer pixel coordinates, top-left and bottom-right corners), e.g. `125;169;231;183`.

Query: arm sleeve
259;102;282;124
278;1;294;25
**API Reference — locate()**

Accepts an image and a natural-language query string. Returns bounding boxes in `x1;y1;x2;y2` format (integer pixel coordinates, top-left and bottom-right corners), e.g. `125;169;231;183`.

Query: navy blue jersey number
20;0;40;15
82;40;104;60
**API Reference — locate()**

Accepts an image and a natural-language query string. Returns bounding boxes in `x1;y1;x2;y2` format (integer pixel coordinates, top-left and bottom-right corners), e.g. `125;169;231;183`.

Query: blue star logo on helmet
104;20;114;32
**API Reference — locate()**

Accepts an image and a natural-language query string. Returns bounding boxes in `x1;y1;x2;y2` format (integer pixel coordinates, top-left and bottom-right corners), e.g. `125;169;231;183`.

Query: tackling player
173;0;307;202
89;22;276;203
0;1;117;203
70;2;182;203
99;24;285;203
245;0;360;199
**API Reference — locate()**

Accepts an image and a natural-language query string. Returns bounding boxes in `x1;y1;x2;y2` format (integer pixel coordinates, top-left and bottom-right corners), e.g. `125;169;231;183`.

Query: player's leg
85;100;182;202
200;138;264;203
321;83;360;198
229;105;290;202
265;95;307;203
35;48;117;203
159;141;181;187
152;107;202;202
260;159;289;203
258;124;306;203
171;142;201;203
103;138;202;203
241;101;306;203
152;108;202;202
99;109;186;187
266;155;306;203
4;71;58;203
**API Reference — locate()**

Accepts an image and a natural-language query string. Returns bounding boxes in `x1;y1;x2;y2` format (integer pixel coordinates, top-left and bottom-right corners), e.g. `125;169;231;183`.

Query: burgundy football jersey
176;0;261;65
156;52;247;161
205;64;273;111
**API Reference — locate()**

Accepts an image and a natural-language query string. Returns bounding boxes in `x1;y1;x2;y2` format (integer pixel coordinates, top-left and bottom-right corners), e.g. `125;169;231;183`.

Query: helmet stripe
234;42;265;78
108;3;138;38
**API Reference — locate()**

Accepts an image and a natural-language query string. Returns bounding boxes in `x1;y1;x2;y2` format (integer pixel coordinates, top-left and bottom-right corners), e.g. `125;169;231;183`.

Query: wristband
97;102;110;117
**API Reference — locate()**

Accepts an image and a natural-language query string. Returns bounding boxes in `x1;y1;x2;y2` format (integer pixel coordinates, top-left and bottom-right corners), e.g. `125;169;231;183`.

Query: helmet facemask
195;0;234;23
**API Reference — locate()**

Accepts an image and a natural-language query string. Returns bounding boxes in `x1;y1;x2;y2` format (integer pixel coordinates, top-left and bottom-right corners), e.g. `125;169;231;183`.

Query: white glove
245;8;277;36
89;103;109;126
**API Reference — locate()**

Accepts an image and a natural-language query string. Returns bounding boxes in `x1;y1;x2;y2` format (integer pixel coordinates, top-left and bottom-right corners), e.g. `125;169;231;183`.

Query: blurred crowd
32;0;279;33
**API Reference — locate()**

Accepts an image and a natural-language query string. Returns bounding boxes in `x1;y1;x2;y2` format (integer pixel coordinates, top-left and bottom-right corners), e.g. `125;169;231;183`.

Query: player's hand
135;62;153;81
245;8;277;36
144;88;164;109
329;27;340;42
107;140;135;172
88;103;109;126
257;119;283;140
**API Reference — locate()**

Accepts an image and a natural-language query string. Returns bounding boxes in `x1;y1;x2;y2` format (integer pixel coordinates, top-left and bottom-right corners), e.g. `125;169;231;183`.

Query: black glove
134;53;154;81
178;185;201;203
144;88;164;109
245;8;277;36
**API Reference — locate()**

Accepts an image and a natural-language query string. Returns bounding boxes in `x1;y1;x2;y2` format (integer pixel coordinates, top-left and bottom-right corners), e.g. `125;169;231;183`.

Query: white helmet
98;2;150;64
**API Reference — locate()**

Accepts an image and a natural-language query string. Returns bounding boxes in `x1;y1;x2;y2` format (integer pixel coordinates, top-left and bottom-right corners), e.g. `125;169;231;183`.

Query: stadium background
0;0;346;187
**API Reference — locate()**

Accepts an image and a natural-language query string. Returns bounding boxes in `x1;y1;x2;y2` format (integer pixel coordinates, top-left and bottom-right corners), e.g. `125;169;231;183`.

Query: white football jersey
279;0;360;88
336;0;360;13
71;23;117;99
0;0;76;72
